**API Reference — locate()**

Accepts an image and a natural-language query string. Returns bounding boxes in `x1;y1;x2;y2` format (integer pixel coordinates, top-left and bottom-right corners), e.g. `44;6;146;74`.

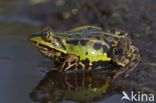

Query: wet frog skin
29;26;140;78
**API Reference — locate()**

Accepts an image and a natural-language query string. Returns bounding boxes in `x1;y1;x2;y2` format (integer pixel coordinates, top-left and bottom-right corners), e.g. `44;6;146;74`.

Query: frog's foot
113;65;137;79
113;68;126;79
59;55;79;72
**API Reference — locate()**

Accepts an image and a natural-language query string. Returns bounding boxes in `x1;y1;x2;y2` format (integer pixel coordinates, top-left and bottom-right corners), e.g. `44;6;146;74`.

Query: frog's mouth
29;34;51;51
29;39;68;60
29;39;57;52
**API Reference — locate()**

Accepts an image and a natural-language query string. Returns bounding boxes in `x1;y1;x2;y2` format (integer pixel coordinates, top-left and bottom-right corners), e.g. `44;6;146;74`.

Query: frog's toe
113;70;125;79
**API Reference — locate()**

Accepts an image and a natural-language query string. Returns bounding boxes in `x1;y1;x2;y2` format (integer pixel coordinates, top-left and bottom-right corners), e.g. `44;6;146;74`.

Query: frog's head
112;38;132;67
28;27;67;57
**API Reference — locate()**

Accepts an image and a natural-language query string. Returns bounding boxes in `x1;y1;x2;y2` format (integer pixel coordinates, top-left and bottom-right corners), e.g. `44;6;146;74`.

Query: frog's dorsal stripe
54;25;126;38
55;32;125;38
69;26;102;32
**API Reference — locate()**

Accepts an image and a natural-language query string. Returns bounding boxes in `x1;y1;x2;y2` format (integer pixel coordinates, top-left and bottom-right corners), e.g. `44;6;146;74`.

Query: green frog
28;26;140;78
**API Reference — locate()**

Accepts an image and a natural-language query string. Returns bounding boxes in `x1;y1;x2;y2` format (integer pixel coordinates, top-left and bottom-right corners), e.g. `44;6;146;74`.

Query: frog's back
55;26;125;41
55;26;103;39
55;26;126;62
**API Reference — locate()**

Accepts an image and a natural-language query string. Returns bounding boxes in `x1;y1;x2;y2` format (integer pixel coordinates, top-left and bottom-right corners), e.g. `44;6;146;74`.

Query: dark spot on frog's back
93;42;102;50
66;40;78;45
85;35;92;38
102;45;108;53
108;41;114;46
75;34;80;37
96;36;100;40
80;40;88;46
103;38;109;44
113;37;119;41
104;34;109;38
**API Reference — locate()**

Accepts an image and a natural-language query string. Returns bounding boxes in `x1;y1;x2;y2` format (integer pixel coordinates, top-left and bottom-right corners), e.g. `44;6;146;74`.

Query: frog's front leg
59;55;79;72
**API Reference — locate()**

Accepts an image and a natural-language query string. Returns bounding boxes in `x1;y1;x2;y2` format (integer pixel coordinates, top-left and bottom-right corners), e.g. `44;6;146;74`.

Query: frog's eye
42;32;52;41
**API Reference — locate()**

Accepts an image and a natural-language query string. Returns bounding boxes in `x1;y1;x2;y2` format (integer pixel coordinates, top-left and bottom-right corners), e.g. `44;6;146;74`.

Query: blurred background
0;0;156;103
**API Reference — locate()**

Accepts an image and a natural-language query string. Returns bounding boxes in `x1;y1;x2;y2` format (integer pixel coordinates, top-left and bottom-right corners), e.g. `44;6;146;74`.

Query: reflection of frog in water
29;26;140;79
30;70;131;103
